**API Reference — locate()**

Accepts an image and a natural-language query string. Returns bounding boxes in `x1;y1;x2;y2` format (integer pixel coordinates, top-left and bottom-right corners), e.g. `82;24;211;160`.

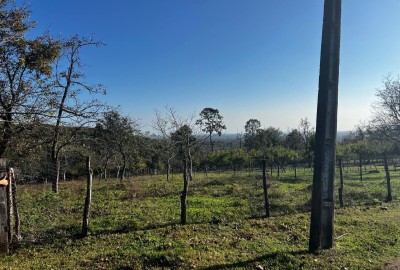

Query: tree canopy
196;107;226;152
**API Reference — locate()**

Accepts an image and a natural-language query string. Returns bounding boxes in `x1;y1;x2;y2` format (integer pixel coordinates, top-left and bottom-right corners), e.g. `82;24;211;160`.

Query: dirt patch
383;260;400;270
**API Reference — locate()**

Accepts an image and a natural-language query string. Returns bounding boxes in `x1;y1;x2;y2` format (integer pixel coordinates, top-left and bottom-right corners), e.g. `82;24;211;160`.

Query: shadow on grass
90;218;229;237
90;221;178;236
17;224;82;250
275;176;311;184
200;249;309;270
20;222;181;249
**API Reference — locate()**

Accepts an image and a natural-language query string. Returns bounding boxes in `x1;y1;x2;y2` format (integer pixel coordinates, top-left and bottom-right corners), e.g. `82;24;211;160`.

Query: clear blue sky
26;0;400;133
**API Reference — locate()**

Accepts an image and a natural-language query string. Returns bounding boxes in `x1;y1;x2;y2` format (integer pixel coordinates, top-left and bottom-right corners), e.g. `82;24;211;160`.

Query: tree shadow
200;249;309;270
90;221;178;237
17;224;82;249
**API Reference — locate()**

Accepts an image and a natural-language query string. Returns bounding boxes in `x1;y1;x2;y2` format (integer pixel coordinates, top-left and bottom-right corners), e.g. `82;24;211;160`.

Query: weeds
0;166;400;269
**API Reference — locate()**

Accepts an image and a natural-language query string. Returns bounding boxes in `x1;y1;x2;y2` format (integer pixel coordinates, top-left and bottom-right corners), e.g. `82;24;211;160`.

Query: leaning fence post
82;156;93;237
384;154;392;202
8;168;20;243
6;168;12;245
0;159;9;254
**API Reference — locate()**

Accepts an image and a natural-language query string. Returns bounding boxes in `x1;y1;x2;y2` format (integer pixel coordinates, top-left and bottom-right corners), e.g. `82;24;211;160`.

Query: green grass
1;166;400;269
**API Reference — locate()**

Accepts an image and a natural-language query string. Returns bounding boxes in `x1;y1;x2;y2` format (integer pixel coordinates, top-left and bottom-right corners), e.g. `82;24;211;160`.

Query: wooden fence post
262;160;270;218
10;168;20;243
384;154;392;202
338;159;344;207
0;185;8;254
82;156;93;237
180;160;189;225
6;168;12;245
0;159;9;254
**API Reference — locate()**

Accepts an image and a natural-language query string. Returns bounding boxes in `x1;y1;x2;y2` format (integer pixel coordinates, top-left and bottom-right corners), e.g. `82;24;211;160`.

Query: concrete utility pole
309;0;342;253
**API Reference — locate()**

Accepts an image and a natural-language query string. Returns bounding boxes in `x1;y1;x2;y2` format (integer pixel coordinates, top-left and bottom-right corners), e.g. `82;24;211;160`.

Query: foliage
0;1;60;156
196;107;226;152
243;119;261;150
170;124;196;161
95;110;141;180
245;126;284;152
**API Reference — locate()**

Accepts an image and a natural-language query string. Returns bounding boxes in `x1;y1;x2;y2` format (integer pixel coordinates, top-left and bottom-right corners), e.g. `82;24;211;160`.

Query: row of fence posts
0;154;394;254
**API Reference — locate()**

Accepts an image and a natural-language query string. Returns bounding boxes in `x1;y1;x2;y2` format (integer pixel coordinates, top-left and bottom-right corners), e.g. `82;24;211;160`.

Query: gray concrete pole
309;0;342;253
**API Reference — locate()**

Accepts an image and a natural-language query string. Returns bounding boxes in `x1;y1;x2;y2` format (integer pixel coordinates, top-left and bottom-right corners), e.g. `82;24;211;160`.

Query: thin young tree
171;125;196;225
155;108;203;224
298;118;315;168
47;35;106;193
152;109;178;181
82;156;92;236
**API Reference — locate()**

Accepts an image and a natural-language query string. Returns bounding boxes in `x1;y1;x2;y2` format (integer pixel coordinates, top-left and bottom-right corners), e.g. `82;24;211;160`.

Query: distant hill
214;131;352;142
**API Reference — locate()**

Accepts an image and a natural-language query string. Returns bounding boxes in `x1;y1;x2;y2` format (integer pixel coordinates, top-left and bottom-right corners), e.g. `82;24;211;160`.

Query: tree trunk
102;159;109;180
384;154;392;202
52;159;60;194
116;166;120;179
82;157;93;237
167;160;171;181
359;154;363;181
308;151;312;168
262;160;270;217
180;160;189;225
189;156;193;181
277;163;280;178
209;132;214;152
120;164;126;182
270;162;273;176
338;159;344;207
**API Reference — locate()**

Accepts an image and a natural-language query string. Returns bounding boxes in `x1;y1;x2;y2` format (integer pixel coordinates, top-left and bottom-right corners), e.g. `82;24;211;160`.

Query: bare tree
47;35;106;193
299;117;315;168
152;109;178;181
367;75;400;146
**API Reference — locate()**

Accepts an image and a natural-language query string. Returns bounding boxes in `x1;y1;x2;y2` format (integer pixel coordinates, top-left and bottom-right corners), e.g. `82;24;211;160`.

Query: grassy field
1;166;400;269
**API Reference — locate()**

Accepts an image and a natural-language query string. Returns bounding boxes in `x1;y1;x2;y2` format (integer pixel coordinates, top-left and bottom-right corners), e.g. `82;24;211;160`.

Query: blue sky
26;0;400;133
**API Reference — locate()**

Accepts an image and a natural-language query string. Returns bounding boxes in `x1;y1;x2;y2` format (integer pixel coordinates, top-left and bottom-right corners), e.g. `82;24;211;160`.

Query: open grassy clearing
1;166;400;269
